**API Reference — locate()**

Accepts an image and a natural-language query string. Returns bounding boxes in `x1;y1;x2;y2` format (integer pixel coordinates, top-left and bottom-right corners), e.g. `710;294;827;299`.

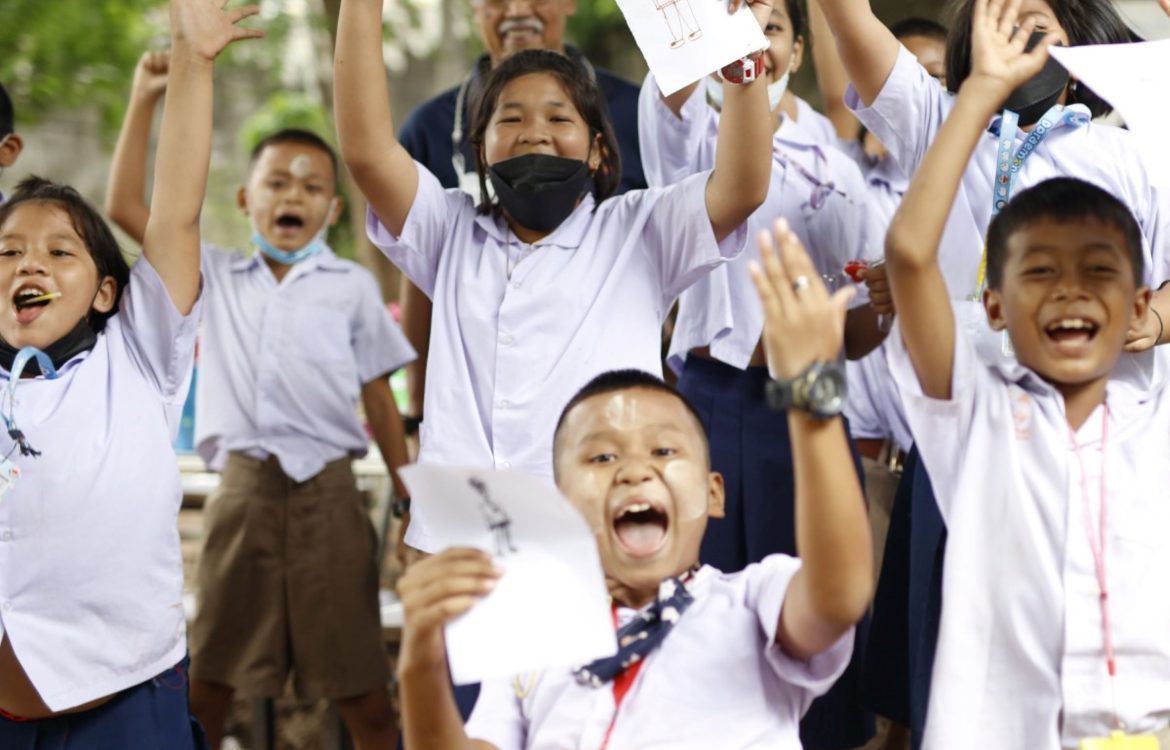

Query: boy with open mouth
393;221;873;749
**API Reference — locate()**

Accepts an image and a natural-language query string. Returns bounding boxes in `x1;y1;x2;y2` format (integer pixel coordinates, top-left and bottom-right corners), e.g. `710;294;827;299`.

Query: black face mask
0;317;98;376
488;154;593;234
1003;33;1069;127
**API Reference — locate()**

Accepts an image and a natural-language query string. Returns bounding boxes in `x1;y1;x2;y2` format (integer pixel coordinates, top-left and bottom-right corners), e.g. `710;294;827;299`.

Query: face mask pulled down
705;68;791;112
487;153;593;234
252;198;338;265
1003;34;1070;127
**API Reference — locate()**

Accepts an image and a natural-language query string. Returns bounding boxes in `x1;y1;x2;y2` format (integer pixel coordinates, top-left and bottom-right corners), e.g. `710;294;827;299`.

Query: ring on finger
792;275;811;293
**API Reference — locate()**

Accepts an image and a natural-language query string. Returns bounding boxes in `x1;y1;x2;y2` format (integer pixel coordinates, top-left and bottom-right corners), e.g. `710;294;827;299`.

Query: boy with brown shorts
106;61;414;749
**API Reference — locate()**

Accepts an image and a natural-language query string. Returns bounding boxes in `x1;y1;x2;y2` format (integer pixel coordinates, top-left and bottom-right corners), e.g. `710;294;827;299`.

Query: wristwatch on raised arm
719;50;766;85
765;361;847;419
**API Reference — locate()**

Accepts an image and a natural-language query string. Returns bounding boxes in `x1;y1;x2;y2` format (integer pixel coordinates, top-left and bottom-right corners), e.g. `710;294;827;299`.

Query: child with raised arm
336;0;774;554
394;220;872;749
814;0;1170;371
0;1;260;747
105;56;414;750
883;1;1170;746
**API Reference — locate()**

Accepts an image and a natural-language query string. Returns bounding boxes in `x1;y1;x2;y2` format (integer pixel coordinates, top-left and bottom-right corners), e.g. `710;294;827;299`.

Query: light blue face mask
705;68;791;112
252;198;338;265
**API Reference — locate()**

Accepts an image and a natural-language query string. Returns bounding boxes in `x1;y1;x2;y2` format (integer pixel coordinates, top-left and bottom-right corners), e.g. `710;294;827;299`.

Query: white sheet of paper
615;0;768;96
1049;41;1170;186
400;465;617;685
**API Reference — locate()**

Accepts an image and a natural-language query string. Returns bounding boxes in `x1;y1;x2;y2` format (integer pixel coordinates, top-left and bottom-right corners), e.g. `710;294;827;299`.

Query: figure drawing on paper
654;0;702;49
470;477;519;556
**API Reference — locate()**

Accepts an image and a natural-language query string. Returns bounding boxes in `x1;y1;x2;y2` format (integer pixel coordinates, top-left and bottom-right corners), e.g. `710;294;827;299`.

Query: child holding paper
394;220;873;749
336;0;774;554
883;0;1170;745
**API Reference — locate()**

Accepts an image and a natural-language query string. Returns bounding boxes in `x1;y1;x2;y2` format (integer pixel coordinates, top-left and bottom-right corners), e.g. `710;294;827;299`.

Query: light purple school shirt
367;161;744;552
638;74;878;373
195;245;415;482
793;95;839;146
0;257;198;711
886;321;1170;748
465;555;853;750
848;44;1170;385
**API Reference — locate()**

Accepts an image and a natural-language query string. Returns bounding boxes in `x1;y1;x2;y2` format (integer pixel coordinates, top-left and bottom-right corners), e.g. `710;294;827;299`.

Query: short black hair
890;17;948;43
784;0;807;41
0;81;13;137
0;177;132;333
552;369;710;468
986;177;1144;290
248;128;339;186
469;49;622;212
944;0;1131;118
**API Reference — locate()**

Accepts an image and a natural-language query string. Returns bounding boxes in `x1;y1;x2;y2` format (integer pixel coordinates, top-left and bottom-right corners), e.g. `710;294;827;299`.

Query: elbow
815;571;874;631
883;216;928;274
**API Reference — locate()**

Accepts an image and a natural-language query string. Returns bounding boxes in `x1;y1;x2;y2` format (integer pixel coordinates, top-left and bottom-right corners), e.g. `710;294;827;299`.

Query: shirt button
2;601;11;611
0;530;11;542
499;399;511;409
511;281;522;289
500;334;514;346
501;461;512;469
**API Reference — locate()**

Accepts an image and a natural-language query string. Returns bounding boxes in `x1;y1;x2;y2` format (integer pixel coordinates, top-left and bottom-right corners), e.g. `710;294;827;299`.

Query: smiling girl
0;0;260;747
336;0;774;554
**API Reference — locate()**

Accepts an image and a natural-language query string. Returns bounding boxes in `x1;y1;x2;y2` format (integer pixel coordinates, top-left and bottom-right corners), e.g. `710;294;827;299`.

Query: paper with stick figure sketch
400;465;617;685
615;0;767;95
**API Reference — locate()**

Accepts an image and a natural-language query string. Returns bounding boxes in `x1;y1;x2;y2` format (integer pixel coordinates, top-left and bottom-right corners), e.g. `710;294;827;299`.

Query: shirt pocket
287;304;354;365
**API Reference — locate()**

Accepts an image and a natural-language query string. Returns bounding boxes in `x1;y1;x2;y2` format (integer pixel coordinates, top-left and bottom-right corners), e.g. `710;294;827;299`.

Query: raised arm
884;0;1050;399
106;52;169;247
143;0;261;314
749;220;871;660
334;0;419;237
811;0;900;107
705;0;775;241
807;0;859;140
397;549;502;750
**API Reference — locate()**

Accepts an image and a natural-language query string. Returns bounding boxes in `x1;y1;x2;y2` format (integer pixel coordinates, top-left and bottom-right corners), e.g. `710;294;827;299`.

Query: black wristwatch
402;414;422;437
765;361;847;419
391;496;412;518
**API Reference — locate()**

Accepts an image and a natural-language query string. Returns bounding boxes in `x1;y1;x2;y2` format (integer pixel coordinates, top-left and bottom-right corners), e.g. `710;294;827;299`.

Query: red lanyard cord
1070;404;1119;728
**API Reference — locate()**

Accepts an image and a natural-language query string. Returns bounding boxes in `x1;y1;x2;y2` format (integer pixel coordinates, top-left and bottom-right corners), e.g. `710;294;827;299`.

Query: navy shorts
678;357;873;750
0;656;208;750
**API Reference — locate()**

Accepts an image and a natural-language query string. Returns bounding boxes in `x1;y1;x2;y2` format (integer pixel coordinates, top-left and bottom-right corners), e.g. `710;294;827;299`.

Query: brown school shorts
188;453;390;700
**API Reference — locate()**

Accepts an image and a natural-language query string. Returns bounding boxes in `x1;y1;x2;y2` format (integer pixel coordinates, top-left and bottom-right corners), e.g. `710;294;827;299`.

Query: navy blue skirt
859;447;945;750
678;357;873;750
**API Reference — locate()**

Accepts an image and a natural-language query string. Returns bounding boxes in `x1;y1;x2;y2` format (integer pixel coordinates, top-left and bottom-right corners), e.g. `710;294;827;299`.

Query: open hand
1124;309;1162;352
966;0;1054;96
396;547;501;673
132;51;170;102
170;0;263;62
1160;0;1170;18
750;219;855;380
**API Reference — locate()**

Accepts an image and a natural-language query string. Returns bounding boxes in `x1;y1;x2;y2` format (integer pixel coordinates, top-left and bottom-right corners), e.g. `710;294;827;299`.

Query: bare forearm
707;78;771;239
106;93;159;246
808;0;859;139
399;278;432;415
789;413;872;629
843;305;885;360
812;0;899;107
141;46;210;313
399;661;483;750
362;378;410;498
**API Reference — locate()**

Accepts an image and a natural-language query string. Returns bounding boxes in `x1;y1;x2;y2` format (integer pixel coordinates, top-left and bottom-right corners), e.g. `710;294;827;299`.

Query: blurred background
0;0;1165;299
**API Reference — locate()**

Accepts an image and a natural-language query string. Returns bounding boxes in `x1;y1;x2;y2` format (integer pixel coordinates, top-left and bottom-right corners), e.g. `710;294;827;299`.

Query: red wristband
720;51;766;85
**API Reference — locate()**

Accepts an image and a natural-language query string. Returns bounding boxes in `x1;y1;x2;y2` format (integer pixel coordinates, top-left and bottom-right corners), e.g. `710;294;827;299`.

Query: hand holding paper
399;465;617;686
615;0;768;95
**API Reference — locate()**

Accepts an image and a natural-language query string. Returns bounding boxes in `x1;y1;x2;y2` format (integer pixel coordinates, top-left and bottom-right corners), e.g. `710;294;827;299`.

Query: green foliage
239;91;335;152
0;0;164;134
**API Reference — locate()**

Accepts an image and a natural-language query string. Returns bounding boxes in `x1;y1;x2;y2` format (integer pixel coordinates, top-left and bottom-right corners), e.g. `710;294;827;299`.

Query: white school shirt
464;555;853;750
793;95;839;146
848;44;1170;385
195;245;415;482
366;162;744;551
885;322;1170;749
638;75;877;373
0;257;198;711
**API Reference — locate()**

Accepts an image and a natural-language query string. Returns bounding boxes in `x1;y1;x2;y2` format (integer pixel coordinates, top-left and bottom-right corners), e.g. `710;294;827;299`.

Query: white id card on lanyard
0;458;19;502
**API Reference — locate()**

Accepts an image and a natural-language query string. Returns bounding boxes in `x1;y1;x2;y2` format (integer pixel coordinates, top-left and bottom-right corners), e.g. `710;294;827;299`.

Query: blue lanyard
2;347;59;458
991;104;1090;215
973;104;1090;299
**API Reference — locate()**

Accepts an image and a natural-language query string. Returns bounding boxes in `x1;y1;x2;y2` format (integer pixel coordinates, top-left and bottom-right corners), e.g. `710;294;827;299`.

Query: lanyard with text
970;104;1091;300
1070;406;1158;750
599;603;645;750
0;347;58;502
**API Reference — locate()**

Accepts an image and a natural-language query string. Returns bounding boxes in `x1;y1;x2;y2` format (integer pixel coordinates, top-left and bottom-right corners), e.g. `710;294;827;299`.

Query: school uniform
639;74;876;749
886;320;1170;749
0;257;202;746
366;161;744;553
465;556;853;750
189;245;414;700
847;43;1170;381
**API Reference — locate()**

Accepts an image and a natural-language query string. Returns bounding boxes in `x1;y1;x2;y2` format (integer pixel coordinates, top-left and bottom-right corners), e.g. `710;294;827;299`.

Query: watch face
806;364;847;416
